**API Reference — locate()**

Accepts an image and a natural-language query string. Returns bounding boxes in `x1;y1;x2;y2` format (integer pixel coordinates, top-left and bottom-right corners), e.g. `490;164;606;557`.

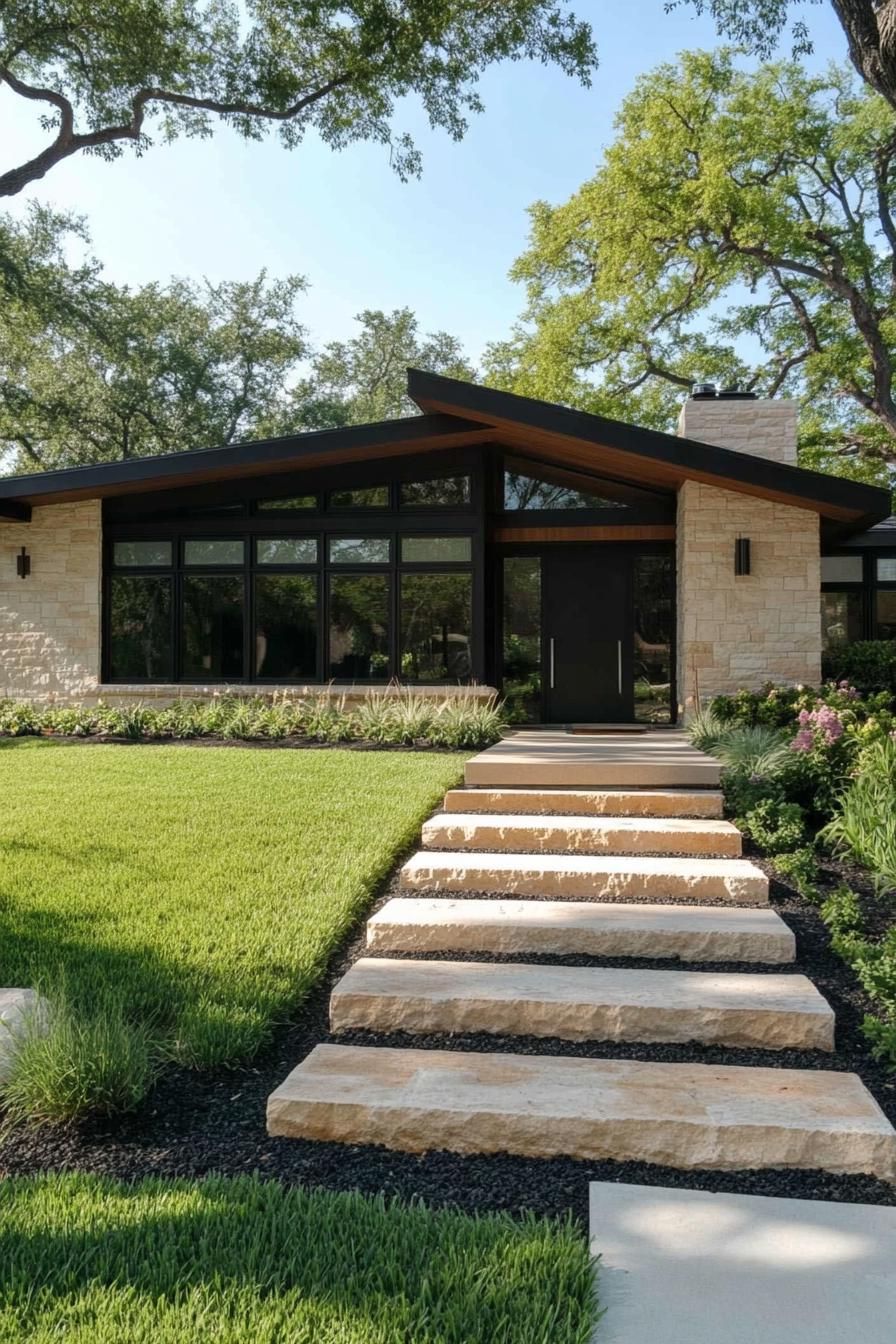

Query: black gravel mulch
1;840;894;1228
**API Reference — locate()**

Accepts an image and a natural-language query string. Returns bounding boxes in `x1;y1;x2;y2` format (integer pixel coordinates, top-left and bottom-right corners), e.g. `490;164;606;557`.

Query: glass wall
106;476;476;683
502;556;542;721
820;552;896;649
632;554;673;723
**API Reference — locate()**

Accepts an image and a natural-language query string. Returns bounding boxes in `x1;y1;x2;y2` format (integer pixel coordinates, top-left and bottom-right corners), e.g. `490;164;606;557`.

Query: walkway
267;728;896;1179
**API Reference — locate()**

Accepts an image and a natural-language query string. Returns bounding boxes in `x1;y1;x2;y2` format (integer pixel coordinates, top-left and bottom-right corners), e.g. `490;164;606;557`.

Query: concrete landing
266;1045;896;1177
367;897;796;963
422;813;742;856
444;787;725;817
465;730;721;789
400;851;769;905
589;1182;896;1344
330;958;834;1050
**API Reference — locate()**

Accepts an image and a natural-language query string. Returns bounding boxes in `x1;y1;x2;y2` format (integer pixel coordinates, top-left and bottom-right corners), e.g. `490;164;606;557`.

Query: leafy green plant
772;846;821;902
823;641;896;693
713;725;792;777
743;798;806;854
822;737;896;892
686;702;723;752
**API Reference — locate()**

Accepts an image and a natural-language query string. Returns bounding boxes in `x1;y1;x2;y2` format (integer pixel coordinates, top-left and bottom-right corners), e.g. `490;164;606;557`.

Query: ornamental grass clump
822;736;896;893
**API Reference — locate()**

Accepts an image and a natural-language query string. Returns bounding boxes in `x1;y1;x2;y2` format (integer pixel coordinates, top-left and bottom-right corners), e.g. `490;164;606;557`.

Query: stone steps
330;957;834;1050
443;787;725;818
422;813;742;857
464;733;721;789
400;851;769;906
266;1044;896;1180
367;897;796;963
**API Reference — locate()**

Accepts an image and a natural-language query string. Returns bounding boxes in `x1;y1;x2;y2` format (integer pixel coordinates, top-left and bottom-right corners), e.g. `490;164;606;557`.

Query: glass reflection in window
400;573;472;681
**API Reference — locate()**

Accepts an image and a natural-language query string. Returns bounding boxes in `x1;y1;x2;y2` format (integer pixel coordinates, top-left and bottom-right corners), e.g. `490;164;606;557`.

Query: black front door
543;548;632;722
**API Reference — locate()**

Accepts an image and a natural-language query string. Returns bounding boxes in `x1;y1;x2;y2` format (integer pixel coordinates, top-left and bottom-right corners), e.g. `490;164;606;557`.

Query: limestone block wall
676;481;820;714
0;501;102;699
677;398;799;465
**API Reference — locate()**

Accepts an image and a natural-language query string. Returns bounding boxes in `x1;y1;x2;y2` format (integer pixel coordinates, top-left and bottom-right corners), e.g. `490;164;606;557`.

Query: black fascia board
406;368;893;525
0;413;486;503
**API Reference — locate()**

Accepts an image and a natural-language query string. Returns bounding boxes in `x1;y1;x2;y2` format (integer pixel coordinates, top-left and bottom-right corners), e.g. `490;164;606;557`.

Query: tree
0;212;308;469
673;1;896;113
0;1;596;198
486;51;896;479
281;307;477;431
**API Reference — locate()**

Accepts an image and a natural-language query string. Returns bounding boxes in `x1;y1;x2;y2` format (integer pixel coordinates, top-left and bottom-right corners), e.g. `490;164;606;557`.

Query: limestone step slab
589;1183;896;1344
422;813;742;857
444;787;725;818
266;1044;896;1179
464;730;721;789
400;851;769;905
330;958;834;1050
368;897;796;963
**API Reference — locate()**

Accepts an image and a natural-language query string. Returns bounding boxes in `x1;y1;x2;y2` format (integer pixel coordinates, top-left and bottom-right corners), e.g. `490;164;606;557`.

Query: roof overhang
408;369;892;537
0;413;492;508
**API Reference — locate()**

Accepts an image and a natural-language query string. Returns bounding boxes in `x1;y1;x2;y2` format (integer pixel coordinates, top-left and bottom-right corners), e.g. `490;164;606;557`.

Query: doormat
568;726;649;734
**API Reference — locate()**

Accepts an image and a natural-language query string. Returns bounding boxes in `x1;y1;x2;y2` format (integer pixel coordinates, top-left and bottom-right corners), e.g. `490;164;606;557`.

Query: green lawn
0;741;464;1119
0;1174;597;1344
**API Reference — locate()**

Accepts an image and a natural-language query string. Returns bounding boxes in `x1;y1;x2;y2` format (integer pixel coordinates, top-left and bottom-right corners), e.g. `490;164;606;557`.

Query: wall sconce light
16;546;31;579
734;537;751;576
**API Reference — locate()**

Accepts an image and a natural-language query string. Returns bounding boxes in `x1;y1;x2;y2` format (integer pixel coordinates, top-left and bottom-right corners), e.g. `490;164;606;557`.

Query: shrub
822;737;896;892
772;846;820;901
0;691;507;752
687;702;724;752
713;725;793;777
0;990;158;1126
743;798;806;854
711;684;806;729
823;640;896;693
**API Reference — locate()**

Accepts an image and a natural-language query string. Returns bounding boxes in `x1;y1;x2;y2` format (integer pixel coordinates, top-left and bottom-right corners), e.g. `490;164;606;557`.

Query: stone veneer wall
676;481;821;714
0;500;102;700
678;398;799;465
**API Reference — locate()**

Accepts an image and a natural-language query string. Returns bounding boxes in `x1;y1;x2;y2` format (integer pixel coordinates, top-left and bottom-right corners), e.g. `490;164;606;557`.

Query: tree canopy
282;307;477;431
0;1;596;197
0;213;475;470
486;50;896;480
674;1;896;111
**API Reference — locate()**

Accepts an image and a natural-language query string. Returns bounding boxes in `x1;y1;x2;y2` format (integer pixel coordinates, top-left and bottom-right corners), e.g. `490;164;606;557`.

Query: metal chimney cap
717;386;757;400
691;382;717;399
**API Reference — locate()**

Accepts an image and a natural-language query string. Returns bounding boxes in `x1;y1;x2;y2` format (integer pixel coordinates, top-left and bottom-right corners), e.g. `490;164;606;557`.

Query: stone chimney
677;391;798;466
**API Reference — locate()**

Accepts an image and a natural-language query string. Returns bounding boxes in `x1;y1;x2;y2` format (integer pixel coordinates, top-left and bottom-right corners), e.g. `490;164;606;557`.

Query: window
877;591;896;640
256;538;317;565
112;541;172;567
184;539;244;567
182;576;244;678
328;485;389;509
877;558;896;582
108;576;172;680
257;495;318;511
633;555;673;724
328;537;390;565
502;557;541;721
823;591;864;649
822;556;864;583
328;574;390;679
401;536;472;563
503;468;627;511
255;575;317;679
400;475;471;507
400;573;472;681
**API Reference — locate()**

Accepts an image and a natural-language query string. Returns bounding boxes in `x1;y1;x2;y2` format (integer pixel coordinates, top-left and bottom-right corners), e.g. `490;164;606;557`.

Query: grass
0;1174;597;1344
0;741;465;1120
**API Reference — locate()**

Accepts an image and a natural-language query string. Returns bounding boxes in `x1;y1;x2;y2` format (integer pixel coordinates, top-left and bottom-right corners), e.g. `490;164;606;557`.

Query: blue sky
1;0;852;362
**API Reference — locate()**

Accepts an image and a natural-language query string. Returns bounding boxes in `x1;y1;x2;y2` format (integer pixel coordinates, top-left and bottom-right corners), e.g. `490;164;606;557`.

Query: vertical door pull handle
549;638;555;690
617;640;623;695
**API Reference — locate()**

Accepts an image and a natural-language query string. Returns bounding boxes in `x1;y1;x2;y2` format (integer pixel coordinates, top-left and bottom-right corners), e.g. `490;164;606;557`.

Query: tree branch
0;70;353;197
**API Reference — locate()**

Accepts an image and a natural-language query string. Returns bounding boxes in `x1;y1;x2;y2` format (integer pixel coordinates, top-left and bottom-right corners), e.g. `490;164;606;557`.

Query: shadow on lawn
0;1175;585;1342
